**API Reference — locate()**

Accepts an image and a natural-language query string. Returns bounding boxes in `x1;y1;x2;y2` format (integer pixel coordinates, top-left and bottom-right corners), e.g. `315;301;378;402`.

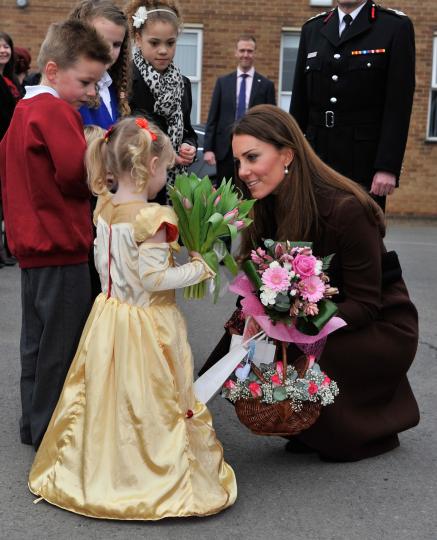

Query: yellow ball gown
28;194;237;520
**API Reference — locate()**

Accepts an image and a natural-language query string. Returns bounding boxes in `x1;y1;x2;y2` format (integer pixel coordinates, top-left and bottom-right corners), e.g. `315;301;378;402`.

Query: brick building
1;0;436;215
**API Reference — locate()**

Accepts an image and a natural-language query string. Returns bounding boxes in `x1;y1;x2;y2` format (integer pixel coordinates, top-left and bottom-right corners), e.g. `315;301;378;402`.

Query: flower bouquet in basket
222;239;346;436
168;174;255;301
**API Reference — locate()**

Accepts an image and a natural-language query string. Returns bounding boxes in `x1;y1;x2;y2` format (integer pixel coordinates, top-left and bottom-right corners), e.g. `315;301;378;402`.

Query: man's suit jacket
204;71;276;162
290;1;415;190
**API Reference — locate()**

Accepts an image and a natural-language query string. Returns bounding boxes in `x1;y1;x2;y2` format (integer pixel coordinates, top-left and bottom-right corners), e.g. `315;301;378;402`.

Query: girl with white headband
127;0;197;204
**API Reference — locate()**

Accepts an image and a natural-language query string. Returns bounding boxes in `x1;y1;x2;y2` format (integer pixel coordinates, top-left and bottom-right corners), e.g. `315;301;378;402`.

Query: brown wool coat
299;191;419;460
201;189;419;461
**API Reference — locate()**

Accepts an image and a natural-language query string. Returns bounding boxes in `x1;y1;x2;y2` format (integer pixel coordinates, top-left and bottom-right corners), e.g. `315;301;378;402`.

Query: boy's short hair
37;19;111;72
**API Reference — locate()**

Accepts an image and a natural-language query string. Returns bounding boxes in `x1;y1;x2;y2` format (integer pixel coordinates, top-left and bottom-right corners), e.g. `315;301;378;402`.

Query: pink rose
308;382;319;395
224;379;236;389
248;382;262;398
322;376;331;387
271;373;282;386
292;254;318;277
276;361;284;377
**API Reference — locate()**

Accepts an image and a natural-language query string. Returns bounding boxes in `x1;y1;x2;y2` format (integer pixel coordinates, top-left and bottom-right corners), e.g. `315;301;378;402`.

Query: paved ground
1;218;436;540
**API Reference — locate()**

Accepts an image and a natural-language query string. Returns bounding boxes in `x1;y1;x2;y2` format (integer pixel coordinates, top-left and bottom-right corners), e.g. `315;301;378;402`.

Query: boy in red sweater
0;20;111;450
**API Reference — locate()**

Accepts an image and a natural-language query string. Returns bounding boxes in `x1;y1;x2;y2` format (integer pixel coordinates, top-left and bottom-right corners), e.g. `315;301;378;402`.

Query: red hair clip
103;125;114;143
135;117;158;141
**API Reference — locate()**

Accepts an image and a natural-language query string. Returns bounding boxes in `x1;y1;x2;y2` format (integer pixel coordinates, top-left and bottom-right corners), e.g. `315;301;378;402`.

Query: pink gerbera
300;275;325;303
261;265;290;292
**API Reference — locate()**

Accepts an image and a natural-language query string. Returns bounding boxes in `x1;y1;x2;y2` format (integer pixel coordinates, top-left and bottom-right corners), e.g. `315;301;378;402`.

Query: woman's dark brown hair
69;0;131;116
233;104;384;257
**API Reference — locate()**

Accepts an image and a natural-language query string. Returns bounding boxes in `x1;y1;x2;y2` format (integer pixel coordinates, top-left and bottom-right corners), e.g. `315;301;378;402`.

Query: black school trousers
19;263;91;450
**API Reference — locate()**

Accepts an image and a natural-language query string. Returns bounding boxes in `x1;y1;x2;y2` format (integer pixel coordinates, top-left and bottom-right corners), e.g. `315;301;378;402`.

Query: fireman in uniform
290;0;415;210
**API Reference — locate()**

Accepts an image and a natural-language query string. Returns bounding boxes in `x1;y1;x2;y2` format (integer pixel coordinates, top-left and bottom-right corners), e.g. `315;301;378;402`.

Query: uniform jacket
79;84;119;129
290;1;415;189
204;71;276;162
129;64;197;149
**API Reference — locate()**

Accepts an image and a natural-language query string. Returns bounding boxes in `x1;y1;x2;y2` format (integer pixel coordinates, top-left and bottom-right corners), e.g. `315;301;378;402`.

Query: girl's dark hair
0;31;19;85
69;0;131;116
125;0;183;37
232;104;384;258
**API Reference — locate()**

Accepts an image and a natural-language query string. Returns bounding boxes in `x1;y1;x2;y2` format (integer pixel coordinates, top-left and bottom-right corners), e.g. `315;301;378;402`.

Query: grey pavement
1;218;436;540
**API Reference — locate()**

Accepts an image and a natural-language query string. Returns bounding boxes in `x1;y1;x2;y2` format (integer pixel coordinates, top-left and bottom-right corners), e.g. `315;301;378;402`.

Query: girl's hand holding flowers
169;174;255;301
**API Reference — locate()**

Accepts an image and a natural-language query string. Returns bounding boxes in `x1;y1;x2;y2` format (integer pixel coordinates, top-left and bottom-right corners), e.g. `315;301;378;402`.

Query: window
278;32;300;111
174;28;202;125
427;36;437;140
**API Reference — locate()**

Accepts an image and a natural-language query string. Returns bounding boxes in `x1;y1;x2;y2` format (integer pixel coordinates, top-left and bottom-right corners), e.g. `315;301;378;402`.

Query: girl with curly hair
126;0;197;203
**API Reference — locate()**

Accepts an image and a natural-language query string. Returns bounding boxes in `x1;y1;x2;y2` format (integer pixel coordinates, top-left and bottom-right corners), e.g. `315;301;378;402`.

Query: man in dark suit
290;0;415;210
204;35;276;182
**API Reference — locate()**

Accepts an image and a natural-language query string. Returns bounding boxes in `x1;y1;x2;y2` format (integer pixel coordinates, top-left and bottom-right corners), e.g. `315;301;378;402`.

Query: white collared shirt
23;85;59;100
236;67;255;109
98;71;113;119
338;2;367;36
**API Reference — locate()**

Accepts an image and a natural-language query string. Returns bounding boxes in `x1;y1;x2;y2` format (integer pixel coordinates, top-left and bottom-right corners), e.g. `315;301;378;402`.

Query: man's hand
370;171;396;197
204;151;216;166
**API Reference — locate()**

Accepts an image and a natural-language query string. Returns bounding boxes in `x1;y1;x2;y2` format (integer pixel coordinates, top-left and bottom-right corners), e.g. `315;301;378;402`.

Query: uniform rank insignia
351;49;386;55
307;52;318;58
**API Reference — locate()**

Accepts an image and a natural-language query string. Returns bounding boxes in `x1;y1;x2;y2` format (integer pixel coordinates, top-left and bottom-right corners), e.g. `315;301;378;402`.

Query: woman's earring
284;165;289;175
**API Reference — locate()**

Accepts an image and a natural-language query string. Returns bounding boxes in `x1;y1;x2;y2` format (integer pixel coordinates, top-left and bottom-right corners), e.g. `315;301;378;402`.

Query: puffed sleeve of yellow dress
134;203;215;291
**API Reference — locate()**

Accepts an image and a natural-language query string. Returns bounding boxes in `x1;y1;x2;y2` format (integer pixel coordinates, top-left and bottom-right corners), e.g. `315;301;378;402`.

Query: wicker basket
234;342;321;436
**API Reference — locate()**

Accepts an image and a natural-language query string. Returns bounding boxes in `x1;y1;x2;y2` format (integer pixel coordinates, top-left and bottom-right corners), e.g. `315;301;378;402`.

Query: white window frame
426;36;437;141
174;26;203;125
278;30;301;112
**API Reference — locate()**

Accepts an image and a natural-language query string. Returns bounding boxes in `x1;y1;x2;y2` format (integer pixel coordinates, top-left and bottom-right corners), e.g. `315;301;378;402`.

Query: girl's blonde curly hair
86;117;175;195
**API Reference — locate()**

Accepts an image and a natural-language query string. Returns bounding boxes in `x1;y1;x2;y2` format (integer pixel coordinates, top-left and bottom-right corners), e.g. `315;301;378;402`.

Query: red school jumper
0;92;92;268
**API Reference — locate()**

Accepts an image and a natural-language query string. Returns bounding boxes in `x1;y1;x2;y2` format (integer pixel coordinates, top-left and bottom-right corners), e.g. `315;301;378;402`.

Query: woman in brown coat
201;104;419;462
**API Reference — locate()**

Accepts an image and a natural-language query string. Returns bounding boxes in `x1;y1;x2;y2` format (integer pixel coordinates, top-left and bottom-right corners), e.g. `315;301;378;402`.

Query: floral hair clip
103;125;114;143
135;117;158;141
132;6;177;29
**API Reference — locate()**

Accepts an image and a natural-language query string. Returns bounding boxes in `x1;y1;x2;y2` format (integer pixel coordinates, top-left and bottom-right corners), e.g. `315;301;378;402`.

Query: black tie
342;14;353;36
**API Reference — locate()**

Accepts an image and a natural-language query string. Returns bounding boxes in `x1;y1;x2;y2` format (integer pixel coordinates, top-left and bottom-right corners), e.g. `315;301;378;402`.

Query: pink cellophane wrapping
229;274;346;345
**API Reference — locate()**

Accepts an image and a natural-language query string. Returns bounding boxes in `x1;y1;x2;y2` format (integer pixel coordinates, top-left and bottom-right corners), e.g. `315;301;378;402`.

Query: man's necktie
236;74;249;120
341;14;353;36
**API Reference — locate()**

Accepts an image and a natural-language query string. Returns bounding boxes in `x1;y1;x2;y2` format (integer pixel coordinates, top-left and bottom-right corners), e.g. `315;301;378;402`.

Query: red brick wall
1;0;436;215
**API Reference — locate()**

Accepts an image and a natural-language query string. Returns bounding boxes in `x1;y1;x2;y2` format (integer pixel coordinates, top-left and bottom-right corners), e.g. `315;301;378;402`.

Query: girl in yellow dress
28;117;237;520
